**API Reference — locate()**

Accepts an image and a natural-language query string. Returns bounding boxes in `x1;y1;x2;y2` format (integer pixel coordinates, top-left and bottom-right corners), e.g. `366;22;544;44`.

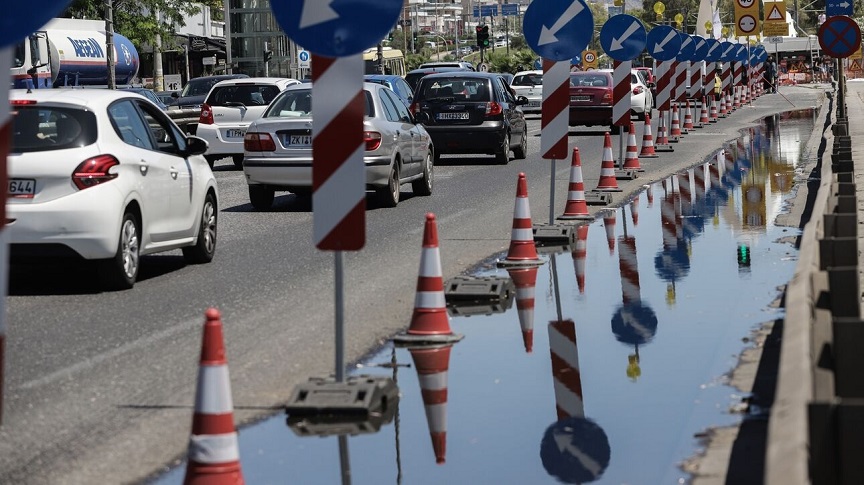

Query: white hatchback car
510;70;543;114
243;82;434;209
597;68;655;121
196;77;300;168
7;89;219;290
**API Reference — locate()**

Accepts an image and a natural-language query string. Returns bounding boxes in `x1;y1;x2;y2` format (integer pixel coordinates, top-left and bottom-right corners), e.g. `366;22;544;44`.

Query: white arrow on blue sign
271;0;403;57
826;0;853;17
600;14;647;61
646;25;682;61
523;0;594;61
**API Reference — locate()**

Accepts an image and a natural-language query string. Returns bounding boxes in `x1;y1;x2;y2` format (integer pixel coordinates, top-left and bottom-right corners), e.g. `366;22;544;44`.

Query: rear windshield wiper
223;101;247;108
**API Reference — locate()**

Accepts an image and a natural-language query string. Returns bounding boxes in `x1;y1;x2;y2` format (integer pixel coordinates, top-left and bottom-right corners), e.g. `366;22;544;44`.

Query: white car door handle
139;161;148;175
170;168;178;179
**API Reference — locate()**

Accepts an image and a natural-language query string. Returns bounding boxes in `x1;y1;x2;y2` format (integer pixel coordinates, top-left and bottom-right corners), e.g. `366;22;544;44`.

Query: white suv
196;77;300;168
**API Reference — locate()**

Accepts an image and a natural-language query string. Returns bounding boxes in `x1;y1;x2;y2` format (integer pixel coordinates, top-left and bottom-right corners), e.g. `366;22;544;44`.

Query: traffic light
388;31;394;42
476;25;490;48
737;244;751;266
263;41;272;63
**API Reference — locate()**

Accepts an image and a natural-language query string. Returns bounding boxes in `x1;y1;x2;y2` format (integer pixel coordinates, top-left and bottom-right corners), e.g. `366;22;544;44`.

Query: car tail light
364;131;382;151
485;101;503;116
632;86;644;95
601;90;613;105
244;132;276;152
409;102;420;116
199;103;214;125
10;99;37;106
72;155;119;190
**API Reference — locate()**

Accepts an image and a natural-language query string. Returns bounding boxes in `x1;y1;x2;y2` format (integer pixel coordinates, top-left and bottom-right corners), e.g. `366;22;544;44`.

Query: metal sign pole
335;251;345;382
549;158;556;224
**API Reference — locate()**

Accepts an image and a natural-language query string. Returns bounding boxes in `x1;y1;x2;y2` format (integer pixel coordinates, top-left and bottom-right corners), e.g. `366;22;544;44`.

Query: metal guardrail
768;80;864;484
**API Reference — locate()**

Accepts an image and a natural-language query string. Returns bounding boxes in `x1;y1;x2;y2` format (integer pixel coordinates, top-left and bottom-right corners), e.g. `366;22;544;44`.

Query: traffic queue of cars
5;65;657;290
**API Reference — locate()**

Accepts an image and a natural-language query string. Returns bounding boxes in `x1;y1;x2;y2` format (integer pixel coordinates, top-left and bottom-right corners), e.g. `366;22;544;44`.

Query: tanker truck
11;18;140;89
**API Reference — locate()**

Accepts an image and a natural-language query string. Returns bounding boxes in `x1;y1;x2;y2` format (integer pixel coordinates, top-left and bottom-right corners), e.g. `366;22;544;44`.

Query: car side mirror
414;111;430;124
516;96;529;105
172;92;180;98
184;135;209;157
647;82;655;88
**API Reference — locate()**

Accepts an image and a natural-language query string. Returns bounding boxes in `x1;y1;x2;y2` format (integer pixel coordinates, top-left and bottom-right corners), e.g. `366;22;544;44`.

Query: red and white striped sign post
654;60;675;152
612;60;634;178
541;59;571;224
312;53;366;382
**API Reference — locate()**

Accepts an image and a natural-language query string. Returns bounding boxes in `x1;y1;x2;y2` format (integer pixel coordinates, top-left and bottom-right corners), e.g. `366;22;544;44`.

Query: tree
61;0;219;50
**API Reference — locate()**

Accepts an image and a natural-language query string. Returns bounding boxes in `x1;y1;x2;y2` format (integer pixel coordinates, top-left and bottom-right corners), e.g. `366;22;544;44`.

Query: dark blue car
364;74;415;108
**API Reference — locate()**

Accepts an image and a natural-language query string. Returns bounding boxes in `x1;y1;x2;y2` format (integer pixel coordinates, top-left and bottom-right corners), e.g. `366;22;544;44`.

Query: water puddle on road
153;109;816;484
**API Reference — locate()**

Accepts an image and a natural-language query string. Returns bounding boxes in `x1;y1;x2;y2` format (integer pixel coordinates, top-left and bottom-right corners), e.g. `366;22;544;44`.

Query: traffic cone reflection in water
507;266;539;353
406;344;455;465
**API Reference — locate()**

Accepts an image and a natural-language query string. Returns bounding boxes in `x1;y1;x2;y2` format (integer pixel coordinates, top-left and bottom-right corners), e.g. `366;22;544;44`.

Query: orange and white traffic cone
623;122;642;171
639;113;658;158
709;96;718;122
719;93;728;117
571;225;589;294
593;133;622;192
699;97;709;125
630;197;639;226
394;213;464;344
507;267;539;353
407;344;454;465
683;100;694;131
498;173;543;267
654;111;674;152
558;147;593;220
670;105;682;140
603;211;616;254
184;308;244;485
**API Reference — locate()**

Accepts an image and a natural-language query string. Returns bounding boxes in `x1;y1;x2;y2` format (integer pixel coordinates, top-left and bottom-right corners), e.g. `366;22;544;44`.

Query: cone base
655;146;675;152
557;214;594;221
496;257;544;268
392;332;464;345
638;153;659;158
593;187;623;192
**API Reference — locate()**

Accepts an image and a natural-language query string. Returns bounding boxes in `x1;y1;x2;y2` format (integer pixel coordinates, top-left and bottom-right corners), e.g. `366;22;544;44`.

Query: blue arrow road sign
600;14;647;61
736;44;748;62
271;0;403;57
692;36;709;61
646;25;682;61
676;33;696;62
826;0;853;17
523;0;594;61
720;41;736;62
705;38;722;62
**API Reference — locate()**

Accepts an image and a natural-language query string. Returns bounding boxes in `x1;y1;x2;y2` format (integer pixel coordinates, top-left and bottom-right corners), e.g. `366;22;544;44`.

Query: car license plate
437;112;469;120
571;95;591;102
226;129;245;138
288;135;312;146
528;101;541;107
8;178;35;198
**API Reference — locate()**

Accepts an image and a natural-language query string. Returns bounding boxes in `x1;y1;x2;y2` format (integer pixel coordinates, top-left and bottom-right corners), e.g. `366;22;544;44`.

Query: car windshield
512;74;543;86
570;74;609;87
11;106;97;153
181;79;220;97
419;78;491;101
207;84;281;107
264;89;374;118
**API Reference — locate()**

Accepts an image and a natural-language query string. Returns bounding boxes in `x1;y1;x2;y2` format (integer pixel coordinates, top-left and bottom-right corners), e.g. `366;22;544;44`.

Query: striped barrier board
612;60;632;126
675;60;688;103
312;54;366;250
541;59;570;160
656;60;673;112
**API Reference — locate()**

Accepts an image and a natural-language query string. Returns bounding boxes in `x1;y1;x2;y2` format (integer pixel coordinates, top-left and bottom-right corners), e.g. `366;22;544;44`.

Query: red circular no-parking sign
819;16;862;59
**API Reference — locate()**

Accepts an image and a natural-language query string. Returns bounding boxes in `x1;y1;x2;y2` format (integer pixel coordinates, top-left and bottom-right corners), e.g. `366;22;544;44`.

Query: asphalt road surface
0;87;824;484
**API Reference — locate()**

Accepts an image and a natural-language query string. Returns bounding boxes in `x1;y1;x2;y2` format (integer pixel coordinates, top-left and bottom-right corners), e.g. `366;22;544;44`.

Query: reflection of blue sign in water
523;0;594;61
541;417;611;483
611;302;659;346
599;15;647;61
502;3;520;16
676;33;696;62
271;0;403;57
646;25;682;61
655;242;691;282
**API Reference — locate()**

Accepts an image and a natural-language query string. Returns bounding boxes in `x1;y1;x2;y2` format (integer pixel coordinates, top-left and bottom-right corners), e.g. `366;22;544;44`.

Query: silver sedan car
242;82;434;209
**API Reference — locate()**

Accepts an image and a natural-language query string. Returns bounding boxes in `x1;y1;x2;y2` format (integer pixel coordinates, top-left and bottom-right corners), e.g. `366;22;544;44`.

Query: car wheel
249;185;275;211
512;130;527;160
204;155;219;168
99;211;140;290
232;155;244;169
495;133;510;164
377;163;400;207
411;149;433;196
182;191;217;264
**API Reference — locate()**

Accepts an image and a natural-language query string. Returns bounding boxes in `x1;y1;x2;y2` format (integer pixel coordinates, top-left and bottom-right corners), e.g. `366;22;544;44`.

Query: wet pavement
153;110;816;484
